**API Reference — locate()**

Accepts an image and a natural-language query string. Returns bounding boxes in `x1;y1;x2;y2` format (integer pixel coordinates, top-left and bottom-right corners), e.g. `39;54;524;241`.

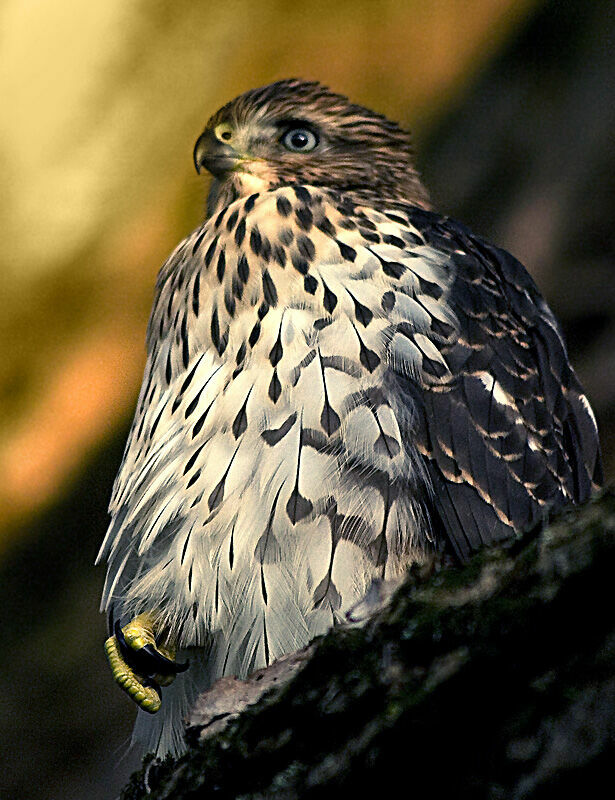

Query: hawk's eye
281;128;318;152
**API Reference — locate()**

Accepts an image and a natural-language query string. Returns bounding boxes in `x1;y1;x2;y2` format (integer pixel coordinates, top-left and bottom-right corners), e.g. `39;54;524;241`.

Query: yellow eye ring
214;123;233;143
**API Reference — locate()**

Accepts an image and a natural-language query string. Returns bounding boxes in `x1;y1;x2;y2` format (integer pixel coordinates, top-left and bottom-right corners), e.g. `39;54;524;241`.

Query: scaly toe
104;613;189;711
104;634;161;714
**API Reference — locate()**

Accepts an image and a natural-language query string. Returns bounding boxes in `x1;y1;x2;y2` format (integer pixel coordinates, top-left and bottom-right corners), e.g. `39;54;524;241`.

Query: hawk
97;79;602;756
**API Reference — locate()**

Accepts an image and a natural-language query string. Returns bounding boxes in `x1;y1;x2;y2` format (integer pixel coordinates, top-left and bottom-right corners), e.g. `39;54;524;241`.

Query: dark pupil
290;131;309;149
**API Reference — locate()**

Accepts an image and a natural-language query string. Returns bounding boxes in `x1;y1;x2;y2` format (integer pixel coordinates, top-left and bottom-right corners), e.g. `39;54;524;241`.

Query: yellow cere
214;122;234;143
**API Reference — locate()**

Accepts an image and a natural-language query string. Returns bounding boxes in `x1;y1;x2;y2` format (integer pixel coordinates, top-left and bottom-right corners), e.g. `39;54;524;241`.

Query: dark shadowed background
1;1;613;797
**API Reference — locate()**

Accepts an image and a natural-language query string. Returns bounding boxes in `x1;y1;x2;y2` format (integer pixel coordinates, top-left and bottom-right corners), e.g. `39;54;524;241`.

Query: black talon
141;643;189;674
114;619;189;676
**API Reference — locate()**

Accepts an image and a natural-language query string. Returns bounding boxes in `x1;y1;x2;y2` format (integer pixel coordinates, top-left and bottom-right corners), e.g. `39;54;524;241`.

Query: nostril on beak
193;129;244;178
214;123;233;143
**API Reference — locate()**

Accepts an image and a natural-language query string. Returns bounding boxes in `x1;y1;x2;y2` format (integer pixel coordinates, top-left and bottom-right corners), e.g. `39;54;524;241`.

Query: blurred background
1;0;613;797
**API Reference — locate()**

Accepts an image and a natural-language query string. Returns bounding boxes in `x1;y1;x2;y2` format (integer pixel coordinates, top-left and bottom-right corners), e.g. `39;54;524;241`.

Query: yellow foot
104;613;188;714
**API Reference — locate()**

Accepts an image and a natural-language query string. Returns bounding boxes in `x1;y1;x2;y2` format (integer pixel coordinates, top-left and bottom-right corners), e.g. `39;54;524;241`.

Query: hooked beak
193;130;246;178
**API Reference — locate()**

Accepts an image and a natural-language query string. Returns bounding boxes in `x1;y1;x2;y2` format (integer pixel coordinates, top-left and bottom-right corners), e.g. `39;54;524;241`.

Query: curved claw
140;643;189;674
105;613;190;712
114;619;188;677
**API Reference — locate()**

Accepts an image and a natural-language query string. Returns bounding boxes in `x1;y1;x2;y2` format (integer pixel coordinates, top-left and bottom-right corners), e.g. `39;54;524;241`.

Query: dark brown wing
399;209;602;562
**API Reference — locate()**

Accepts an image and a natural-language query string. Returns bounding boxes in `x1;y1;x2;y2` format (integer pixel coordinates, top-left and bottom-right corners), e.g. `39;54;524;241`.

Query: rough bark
120;490;615;799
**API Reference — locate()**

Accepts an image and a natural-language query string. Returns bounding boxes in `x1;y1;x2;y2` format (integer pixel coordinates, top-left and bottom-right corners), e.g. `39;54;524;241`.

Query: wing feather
385;207;602;561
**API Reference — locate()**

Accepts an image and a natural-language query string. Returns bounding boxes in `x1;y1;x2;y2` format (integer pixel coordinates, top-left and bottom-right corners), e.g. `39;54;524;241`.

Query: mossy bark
121;491;615;799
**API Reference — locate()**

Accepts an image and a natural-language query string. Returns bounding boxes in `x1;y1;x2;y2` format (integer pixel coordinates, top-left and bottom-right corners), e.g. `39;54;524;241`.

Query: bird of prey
97;79;602;756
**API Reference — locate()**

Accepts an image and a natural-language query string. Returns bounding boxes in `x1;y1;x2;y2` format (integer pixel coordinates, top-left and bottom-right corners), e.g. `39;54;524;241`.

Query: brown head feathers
200;79;430;212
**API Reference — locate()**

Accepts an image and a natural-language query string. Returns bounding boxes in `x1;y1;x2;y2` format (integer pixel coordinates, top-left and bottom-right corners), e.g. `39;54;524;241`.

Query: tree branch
121;490;615;799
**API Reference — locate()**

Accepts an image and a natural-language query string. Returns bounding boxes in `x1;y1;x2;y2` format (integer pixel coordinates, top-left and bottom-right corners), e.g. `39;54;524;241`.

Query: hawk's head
194;79;430;215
